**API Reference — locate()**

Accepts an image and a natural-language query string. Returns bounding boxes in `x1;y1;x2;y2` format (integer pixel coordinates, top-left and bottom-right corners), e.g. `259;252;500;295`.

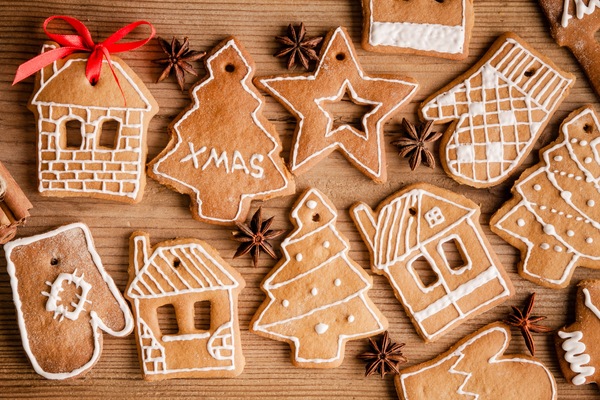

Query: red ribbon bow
13;16;155;99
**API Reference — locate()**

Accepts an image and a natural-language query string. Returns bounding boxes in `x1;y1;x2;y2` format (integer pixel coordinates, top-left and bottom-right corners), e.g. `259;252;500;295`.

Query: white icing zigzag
558;330;595;385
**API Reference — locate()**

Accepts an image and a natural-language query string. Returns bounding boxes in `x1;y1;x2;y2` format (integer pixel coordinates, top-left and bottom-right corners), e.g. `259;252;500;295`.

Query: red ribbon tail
13;47;77;85
100;50;127;107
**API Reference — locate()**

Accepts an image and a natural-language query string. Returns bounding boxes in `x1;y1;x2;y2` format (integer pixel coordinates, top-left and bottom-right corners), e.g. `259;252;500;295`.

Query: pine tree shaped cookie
148;37;295;225
250;188;388;368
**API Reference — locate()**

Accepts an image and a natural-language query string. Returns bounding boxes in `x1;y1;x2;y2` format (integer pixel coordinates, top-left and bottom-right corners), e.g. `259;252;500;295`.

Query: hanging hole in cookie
434;0;445;3
409;207;417;216
336;53;346;61
173;258;181;268
524;69;536;77
225;64;235;73
584;124;594;134
50;257;59;266
312;213;321;222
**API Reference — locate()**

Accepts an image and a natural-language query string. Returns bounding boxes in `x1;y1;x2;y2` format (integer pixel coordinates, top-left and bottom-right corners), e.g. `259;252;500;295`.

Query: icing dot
585;157;593;164
543;224;555;235
323;241;330;248
554;155;563;161
561;191;572;201
571;138;578;143
334;278;341;287
534;184;541;191
576;176;583;181
306;200;317;209
568;173;574;178
560;171;567;176
347;315;355;323
517;219;525;227
540;243;550;250
315;323;329;335
567;230;575;237
295;253;303;262
282;300;289;307
540;206;547;210
311;287;318;296
587;237;594;244
587;176;594;182
554;245;563;252
581;140;589;146
588;200;595;207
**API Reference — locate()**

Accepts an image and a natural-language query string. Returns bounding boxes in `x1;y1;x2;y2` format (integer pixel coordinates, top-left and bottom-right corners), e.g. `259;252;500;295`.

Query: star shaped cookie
256;27;418;183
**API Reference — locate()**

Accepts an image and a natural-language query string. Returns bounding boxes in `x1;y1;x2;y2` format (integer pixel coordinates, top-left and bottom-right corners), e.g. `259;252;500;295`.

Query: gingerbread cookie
148;36;294;225
538;0;600;97
420;33;575;188
256;26;418;183
0;161;32;244
556;280;600;387
396;323;557;399
250;188;388;368
4;223;133;379
361;0;474;60
351;183;513;342
491;106;600;289
126;232;245;379
29;41;158;203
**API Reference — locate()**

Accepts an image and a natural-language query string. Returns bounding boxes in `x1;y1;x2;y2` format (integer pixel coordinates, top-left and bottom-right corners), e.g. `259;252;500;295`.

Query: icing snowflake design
42;269;92;322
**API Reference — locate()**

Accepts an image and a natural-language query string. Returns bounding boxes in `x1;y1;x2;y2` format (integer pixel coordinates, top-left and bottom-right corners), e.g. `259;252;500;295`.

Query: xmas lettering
180;143;265;178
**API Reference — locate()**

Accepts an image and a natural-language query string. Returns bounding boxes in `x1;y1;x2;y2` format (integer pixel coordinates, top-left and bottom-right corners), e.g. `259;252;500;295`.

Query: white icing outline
366;0;467;54
558;330;595;385
399;325;557;399
493;107;600;287
127;234;244;377
353;186;511;341
32;44;155;201
259;27;418;180
422;36;574;186
561;0;600;27
4;223;133;380
151;39;291;224
252;188;386;365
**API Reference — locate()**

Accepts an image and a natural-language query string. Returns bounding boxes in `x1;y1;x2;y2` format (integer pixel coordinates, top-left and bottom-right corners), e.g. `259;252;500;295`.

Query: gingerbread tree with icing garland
148;36;294;225
250;188;387;368
492;106;600;288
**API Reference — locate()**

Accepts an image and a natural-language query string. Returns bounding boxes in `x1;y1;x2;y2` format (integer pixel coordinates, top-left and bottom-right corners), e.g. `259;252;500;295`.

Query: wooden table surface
1;0;599;398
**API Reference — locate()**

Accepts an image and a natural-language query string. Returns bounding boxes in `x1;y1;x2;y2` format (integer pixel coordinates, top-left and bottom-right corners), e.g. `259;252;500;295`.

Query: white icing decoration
323;241;330;248
252;188;386;365
561;191;572;200
311;287;319;296
42;269;92;322
352;186;511;341
517;219;525;227
583;288;600;320
581;140;589;146
315;323;329;335
259;28;418;181
558;330;595;385
295;253;303;262
4;223;133;379
554;245;563;252
587;237;593;243
554;155;563;161
588;200;595;207
424;206;445;228
151;39;291;224
585;157;592;164
543;224;556;235
534;184;541;191
567;230;575;237
540;243;550;250
282;300;289;307
486;142;504;163
127;232;244;377
334;279;342;287
306;200;317;209
347;315;355;323
421;36;574;187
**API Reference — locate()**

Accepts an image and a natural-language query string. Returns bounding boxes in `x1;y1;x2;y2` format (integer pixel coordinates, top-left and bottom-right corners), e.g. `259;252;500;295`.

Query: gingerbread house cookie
361;0;474;60
126;232;245;379
29;42;159;204
420;33;574;188
492;106;600;289
4;223;133;379
352;183;513;341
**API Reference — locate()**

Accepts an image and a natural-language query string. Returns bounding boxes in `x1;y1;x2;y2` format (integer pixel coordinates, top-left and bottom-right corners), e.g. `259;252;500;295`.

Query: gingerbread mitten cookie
251;188;388;368
420;33;574;188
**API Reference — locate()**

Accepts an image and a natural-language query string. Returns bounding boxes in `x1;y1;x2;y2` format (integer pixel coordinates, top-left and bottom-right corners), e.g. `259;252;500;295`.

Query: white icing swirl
558;330;595;385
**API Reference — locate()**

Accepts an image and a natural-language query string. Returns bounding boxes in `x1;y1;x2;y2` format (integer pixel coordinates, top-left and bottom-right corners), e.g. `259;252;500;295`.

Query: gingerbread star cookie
492;106;600;289
149;36;294;225
256;27;418;183
420;33;574;188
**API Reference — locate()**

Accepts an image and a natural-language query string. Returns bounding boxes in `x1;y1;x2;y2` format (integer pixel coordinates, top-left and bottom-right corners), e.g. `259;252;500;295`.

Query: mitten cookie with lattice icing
250;188;388;368
491;106;600;289
361;0;474;60
396;323;557;399
420;33;574;188
4;223;133;379
148;36;294;225
256;27;418;184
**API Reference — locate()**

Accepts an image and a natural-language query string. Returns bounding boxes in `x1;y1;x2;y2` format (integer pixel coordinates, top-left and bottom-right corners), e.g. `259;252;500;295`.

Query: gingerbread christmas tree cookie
256;27;418;183
492;106;600;289
250;188;388;368
149;36;294;225
420;33;574;188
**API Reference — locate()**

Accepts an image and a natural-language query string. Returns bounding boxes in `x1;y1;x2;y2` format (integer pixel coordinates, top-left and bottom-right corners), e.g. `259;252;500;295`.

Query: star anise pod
275;22;323;70
391;119;442;171
504;293;553;356
358;331;407;378
153;36;206;91
232;207;286;268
